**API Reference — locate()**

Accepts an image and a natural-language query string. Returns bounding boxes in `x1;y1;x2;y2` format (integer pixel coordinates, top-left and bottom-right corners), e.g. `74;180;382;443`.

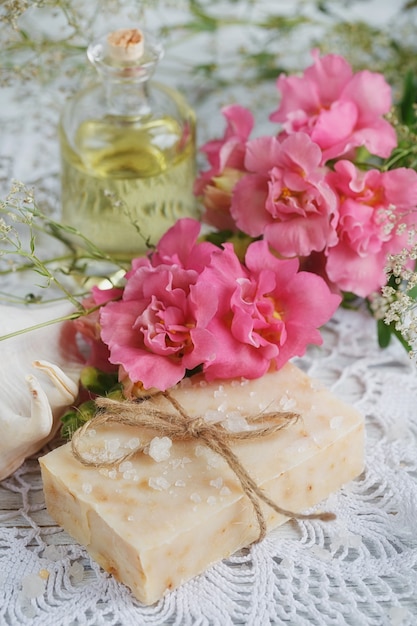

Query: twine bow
71;391;335;543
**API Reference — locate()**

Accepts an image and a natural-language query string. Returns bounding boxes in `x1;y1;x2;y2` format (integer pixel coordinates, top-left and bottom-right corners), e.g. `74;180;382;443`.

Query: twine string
71;391;335;543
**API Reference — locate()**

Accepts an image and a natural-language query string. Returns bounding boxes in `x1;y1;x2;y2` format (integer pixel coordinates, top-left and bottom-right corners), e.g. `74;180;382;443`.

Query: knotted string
71;391;335;542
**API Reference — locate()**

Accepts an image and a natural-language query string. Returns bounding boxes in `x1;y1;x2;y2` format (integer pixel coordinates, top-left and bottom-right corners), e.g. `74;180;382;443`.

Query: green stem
0;311;84;342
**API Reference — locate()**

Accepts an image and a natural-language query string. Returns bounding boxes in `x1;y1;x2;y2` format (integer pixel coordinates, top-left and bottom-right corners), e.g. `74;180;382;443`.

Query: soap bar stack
40;363;364;605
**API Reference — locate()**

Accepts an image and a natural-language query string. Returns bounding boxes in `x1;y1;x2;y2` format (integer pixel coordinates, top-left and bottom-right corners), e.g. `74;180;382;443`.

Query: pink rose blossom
200;240;341;380
270;50;397;162
325;160;417;296
194;104;254;230
74;287;123;373
98;220;219;391
230;132;338;257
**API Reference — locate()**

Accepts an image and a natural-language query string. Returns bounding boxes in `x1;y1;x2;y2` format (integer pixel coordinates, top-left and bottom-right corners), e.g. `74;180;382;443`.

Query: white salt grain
105;438;121;453
210;477;223;489
175;479;186;487
119;461;133;473
123;470;138;481
21;574;46;599
217;401;228;413
204;409;222;423
148;476;171;491
126;437;140;450
148;436;172;462
190;492;202;503
69;561;84;584
220;486;231;497
279;394;296;411
82;483;92;494
330;415;344;429
309;545;332;562
388;606;409;626
207;496;217;505
108;469;117;480
43;545;63;561
195;445;205;457
223;413;250;432
214;386;226;398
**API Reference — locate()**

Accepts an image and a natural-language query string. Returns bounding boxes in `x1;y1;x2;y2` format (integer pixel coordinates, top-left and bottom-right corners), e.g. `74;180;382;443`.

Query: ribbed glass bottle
59;27;198;258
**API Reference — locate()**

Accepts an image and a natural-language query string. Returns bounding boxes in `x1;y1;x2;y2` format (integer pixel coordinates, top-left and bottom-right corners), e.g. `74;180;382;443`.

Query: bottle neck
103;75;152;117
87;28;163;118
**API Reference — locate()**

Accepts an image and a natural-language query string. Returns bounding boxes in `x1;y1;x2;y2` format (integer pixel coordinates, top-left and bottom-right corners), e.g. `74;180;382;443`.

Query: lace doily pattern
1;308;417;626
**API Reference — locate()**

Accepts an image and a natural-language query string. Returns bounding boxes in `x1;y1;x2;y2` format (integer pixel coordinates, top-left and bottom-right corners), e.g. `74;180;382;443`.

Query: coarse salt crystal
388;606;409;626
210;477;223;489
175;479;186;487
220;486;231;497
148;436;172;462
119;461;133;473
195;445;205;457
126;437;140;450
21;573;46;599
213;386;226;398
309;545;332;562
279;394;296;411
195;445;221;468
69;561;85;584
43;545;63;561
207;496;217;505
82;483;92;494
190;492;201;503
204;409;222;423
123;470;138;481
148;476;171;491
87;429;97;438
108;469;117;480
223;413;250;433
330;415;344;429
105;438;121;453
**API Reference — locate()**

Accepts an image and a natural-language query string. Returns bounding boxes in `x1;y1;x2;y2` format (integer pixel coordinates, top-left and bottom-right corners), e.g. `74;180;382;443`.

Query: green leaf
377;319;392;348
399;70;417;127
80;366;120;395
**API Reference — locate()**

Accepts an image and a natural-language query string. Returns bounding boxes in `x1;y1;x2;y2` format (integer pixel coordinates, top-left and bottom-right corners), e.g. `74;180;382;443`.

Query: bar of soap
40;363;364;605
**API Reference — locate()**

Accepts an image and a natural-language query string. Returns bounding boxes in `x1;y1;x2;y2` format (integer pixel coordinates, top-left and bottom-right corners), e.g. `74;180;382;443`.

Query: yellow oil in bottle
60;114;198;258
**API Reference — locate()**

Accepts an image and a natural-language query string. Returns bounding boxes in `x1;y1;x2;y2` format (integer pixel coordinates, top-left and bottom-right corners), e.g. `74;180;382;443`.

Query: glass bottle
59;27;198;259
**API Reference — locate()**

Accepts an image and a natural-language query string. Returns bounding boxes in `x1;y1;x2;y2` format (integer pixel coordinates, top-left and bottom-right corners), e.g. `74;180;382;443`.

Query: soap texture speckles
40;363;364;605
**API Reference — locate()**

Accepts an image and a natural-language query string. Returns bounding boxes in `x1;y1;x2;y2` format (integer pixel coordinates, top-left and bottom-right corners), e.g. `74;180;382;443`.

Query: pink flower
270;50;397;162
194;104;254;230
200;240;341;380
325;161;417;296
97;219;219;391
230;132;338;257
74;287;123;373
145;216;215;272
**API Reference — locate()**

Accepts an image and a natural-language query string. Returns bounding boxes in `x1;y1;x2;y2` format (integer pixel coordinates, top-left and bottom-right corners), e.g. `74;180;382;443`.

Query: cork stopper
107;28;145;62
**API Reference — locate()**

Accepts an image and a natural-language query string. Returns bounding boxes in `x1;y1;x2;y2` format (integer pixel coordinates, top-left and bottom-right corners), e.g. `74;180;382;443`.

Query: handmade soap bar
40;363;364;605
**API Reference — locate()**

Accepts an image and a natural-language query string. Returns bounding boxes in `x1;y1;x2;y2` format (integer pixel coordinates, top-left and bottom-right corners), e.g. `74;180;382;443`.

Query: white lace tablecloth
1;306;417;626
1;2;417;624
